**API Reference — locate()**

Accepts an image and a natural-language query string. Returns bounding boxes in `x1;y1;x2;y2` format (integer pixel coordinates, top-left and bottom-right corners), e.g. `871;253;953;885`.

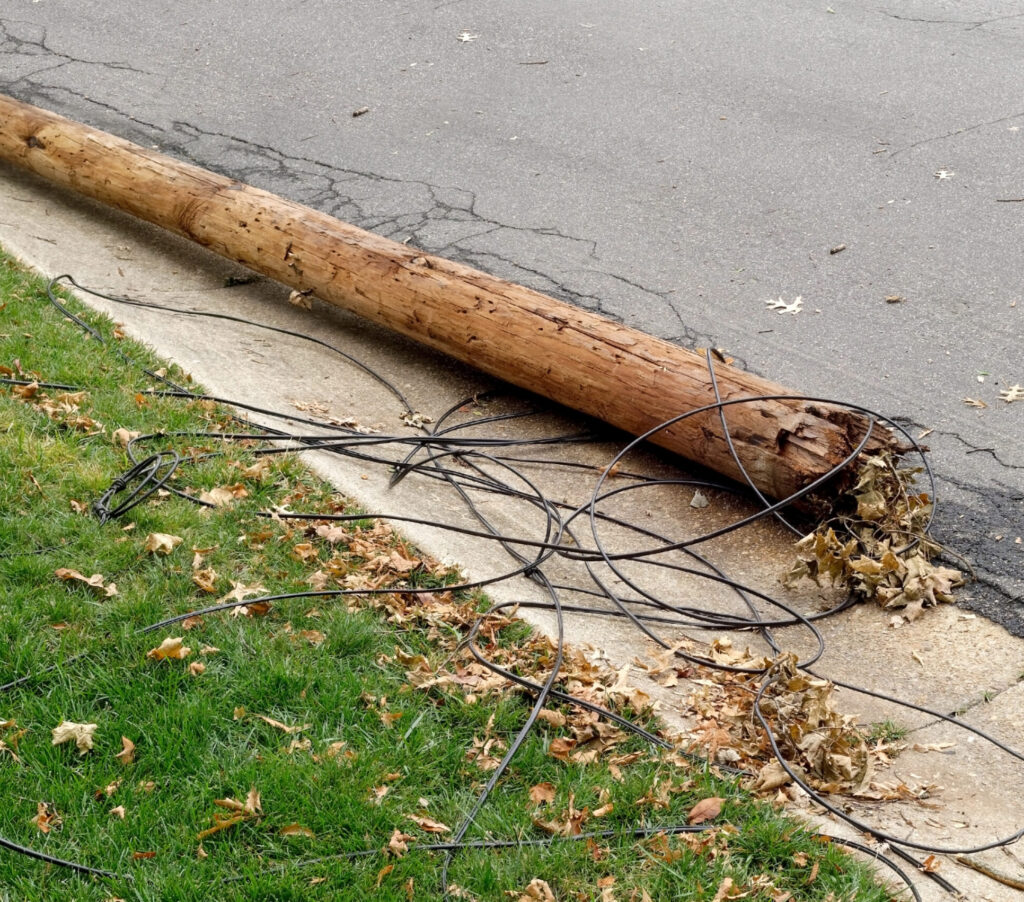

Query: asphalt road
2;1;1022;631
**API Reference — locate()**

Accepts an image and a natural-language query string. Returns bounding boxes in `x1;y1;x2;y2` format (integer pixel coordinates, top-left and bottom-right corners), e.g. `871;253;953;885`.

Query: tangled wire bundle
1;275;1021;900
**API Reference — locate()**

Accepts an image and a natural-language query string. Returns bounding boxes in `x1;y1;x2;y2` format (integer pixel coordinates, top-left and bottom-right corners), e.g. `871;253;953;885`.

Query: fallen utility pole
0;94;901;501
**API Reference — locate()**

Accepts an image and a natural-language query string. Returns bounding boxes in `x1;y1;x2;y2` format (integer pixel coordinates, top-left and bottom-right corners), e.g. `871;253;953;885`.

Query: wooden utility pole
0;94;899;501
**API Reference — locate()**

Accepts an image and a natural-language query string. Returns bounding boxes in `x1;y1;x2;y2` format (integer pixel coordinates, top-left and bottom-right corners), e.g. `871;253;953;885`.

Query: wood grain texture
0;94;900;500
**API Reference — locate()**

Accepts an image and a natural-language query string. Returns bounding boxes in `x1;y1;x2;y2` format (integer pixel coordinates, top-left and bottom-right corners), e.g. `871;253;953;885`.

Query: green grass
868;721;910;746
0;253;900;900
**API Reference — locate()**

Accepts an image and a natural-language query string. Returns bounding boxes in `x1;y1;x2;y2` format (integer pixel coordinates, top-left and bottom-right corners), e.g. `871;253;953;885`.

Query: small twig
995;198;1024;203
954;854;1024;891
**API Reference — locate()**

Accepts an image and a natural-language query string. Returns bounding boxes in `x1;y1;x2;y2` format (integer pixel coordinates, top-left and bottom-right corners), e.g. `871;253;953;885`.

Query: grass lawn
0;251;898;901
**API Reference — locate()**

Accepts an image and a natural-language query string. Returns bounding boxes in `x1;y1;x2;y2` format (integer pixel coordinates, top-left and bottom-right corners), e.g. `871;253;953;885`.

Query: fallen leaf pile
750;655;871;795
784;453;963;616
675;651;926;803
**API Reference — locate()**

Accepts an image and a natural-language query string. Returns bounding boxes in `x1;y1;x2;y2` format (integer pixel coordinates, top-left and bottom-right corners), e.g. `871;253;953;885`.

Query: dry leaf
375;864;394;888
112;427;141;447
96;779;121;799
110;805;127;819
233;600;272;618
548;737;577;761
999;384;1024;403
115;736;136;765
687;796;724;825
218;581;267;605
518;878;556;902
189;661;206;676
765;296;803;315
279;823;315;838
253;714;311;734
31;802;61;833
711;877;735;902
55;568;117;597
199;484;248;507
198;787;261;839
388;829;416;857
405;814;451;834
144;533;182;555
536;709;567;728
146;637;192;661
529;782;557;805
0;739;20;763
237;458;273;480
52;720;97;754
192;568;218;593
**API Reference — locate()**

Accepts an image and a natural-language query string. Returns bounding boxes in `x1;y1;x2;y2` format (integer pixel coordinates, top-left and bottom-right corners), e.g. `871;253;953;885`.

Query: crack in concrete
0;18;734;354
0;17;150;88
887;109;1024;158
888;418;1023;471
880;9;1024;30
132;119;733;354
909;675;1022;735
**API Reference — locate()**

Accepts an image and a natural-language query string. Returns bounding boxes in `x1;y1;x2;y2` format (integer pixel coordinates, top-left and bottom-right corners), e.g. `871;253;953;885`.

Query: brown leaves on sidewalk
784;453;963;613
679;651;896;799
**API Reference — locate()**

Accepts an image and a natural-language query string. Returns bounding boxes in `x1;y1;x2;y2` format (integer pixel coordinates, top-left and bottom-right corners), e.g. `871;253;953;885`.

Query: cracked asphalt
1;1;1021;631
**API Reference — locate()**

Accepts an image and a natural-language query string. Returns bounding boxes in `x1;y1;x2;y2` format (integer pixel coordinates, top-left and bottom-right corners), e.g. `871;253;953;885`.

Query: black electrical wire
48;274;417;414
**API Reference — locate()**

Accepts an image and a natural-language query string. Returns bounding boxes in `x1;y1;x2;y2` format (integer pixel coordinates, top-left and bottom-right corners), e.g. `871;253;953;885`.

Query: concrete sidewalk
2;160;1022;901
